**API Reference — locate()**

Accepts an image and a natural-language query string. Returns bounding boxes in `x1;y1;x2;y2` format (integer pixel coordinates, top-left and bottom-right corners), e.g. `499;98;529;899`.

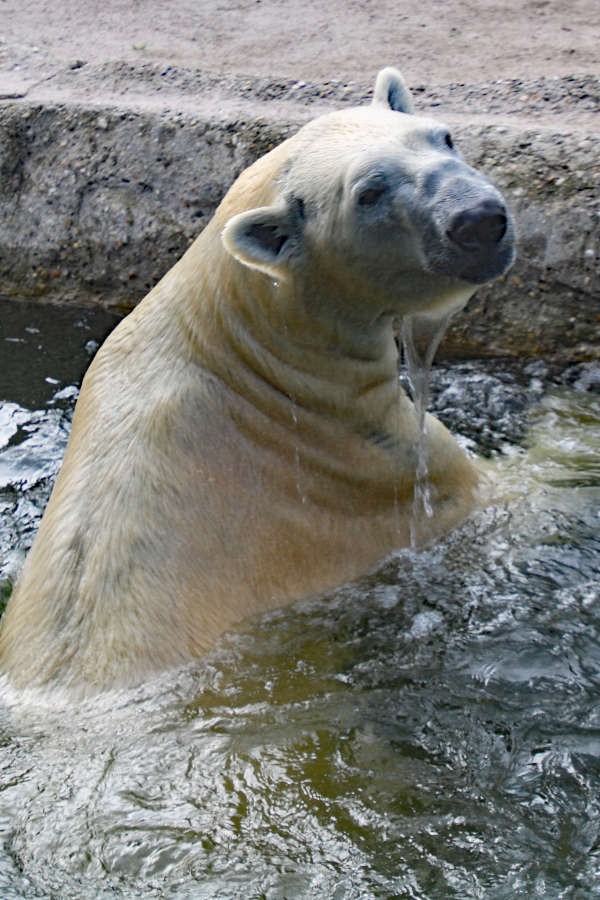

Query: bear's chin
430;243;516;286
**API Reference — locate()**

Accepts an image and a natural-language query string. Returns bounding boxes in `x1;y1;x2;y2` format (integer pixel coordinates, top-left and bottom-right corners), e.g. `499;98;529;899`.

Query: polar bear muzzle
447;199;508;251
431;186;514;284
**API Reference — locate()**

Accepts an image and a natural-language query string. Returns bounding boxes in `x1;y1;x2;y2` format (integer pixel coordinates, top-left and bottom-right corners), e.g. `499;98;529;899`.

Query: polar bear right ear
372;67;414;114
222;200;303;280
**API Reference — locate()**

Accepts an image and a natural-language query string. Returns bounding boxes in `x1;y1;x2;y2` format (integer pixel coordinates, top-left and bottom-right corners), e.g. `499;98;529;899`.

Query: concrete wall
0;94;598;360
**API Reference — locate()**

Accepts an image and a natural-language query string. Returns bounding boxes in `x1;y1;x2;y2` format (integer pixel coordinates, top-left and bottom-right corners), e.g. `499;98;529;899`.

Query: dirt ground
1;0;599;98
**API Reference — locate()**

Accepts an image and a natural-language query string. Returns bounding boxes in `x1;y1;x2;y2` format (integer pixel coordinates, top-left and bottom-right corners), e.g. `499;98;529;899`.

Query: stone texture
0;70;598;360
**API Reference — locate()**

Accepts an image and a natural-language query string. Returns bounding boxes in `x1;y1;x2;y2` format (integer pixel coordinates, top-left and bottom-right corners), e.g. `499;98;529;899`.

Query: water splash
401;312;454;547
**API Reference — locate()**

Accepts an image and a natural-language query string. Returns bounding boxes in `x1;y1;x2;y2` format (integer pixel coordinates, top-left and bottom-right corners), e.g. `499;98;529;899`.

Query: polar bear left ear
372;67;414;115
222;200;304;279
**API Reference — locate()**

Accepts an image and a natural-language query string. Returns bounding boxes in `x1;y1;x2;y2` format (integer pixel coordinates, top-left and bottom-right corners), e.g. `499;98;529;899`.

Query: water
1;297;600;899
401;312;455;545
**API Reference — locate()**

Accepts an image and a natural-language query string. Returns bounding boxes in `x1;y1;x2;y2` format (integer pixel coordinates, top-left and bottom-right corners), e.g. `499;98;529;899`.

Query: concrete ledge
1;69;598;360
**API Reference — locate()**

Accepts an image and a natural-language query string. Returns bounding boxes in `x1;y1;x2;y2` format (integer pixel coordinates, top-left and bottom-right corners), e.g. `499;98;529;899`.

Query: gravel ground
1;0;599;127
2;55;599;133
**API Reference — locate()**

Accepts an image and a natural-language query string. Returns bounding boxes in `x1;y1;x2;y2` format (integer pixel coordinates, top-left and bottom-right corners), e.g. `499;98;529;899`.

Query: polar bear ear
222;200;304;279
372;67;414;115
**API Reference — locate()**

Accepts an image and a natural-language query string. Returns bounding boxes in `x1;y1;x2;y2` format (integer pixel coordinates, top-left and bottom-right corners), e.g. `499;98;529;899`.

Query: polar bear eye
357;184;386;207
444;132;454;150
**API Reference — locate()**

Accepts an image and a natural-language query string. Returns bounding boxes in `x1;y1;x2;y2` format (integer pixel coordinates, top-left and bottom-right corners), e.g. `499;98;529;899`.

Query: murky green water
0;297;599;899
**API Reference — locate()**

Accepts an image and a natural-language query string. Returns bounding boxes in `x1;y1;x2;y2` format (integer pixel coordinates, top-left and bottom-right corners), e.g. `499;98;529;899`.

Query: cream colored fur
0;70;514;694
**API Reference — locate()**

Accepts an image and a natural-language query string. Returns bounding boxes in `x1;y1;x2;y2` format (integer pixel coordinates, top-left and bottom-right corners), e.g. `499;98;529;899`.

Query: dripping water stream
401;312;454;547
277;280;308;508
290;400;308;505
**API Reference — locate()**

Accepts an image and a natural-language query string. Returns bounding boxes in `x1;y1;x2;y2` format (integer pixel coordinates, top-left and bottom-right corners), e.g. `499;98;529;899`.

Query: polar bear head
223;67;515;321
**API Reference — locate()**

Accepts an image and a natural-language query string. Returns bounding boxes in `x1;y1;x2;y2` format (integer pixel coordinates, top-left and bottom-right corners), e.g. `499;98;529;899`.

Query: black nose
447;200;508;250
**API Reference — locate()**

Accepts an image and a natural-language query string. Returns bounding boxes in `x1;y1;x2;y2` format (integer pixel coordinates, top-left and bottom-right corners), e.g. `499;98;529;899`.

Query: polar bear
0;69;515;694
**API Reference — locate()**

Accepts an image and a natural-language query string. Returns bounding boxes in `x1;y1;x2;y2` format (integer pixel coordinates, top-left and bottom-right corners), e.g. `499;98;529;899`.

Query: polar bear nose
446;200;508;251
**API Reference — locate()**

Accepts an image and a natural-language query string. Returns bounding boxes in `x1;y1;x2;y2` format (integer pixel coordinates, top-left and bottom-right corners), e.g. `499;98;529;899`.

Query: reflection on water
0;298;599;899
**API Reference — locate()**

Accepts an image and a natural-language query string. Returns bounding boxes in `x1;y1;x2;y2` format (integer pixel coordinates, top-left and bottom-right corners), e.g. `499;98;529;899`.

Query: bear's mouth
421;233;516;287
450;240;516;285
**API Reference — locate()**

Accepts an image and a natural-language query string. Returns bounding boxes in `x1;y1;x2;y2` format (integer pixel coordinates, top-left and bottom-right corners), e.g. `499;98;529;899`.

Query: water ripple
0;312;599;897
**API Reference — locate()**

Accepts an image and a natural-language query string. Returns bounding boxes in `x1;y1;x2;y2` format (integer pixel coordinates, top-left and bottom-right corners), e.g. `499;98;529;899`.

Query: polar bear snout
446;199;508;252
427;180;515;285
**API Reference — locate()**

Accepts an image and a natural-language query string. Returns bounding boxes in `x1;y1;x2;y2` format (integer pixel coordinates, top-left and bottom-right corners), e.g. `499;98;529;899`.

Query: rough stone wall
0;88;598;360
0;102;295;311
444;126;599;360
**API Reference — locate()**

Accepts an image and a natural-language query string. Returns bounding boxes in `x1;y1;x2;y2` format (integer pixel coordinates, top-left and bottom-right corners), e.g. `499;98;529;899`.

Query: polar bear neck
175;217;404;438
